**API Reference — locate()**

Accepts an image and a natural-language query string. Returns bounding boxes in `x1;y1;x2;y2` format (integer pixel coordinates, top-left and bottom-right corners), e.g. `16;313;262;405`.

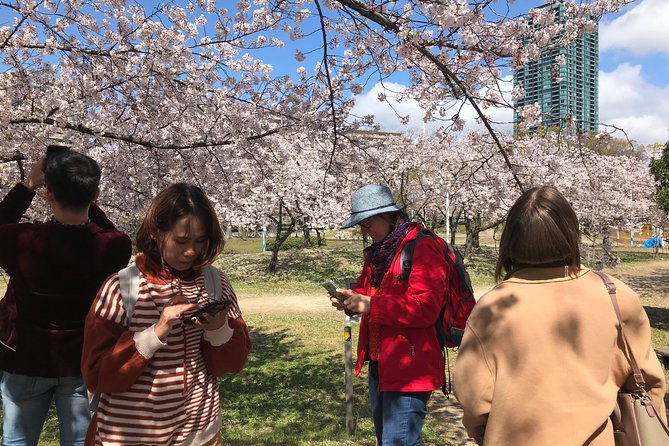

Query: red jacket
352;223;449;392
0;183;132;377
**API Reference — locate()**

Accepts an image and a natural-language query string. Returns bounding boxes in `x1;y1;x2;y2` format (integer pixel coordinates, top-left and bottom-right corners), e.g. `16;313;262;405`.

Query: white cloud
348;80;514;138
349;66;669;146
600;0;669;57
599;63;669;144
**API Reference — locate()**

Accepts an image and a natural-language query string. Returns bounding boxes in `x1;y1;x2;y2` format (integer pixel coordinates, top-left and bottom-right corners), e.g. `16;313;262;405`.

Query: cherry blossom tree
0;0;644;271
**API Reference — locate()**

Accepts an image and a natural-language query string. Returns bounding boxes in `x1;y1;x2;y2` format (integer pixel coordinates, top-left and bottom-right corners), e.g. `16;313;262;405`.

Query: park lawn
1;237;669;444
216;312;466;446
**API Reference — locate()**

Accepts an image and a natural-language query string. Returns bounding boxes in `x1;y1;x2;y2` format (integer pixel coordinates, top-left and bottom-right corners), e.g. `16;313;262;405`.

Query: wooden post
344;322;354;435
344;277;358;435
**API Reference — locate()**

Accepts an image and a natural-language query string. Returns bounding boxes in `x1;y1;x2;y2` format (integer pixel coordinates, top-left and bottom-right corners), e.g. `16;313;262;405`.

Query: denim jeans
1;371;90;446
368;361;432;446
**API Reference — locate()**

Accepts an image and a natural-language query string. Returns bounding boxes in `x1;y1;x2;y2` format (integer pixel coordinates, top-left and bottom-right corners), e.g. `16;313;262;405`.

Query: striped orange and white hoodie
81;254;251;446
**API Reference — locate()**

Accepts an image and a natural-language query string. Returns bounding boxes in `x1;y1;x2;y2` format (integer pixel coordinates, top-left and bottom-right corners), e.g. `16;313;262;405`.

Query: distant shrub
266;237;306;251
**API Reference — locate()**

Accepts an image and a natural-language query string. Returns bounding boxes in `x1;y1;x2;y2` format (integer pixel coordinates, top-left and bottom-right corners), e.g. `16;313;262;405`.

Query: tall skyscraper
513;1;598;133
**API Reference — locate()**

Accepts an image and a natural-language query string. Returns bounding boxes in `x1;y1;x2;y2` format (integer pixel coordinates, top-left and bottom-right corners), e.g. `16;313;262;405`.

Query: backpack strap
118;264;141;323
203;265;222;301
398;230;429;281
89;263;140;413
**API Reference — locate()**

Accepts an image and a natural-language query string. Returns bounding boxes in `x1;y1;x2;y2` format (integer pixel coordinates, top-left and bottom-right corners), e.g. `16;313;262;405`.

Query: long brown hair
136;183;224;270
495;186;581;282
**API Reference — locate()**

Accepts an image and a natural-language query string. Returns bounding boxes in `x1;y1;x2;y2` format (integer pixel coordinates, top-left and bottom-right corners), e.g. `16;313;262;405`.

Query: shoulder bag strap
593;271;645;390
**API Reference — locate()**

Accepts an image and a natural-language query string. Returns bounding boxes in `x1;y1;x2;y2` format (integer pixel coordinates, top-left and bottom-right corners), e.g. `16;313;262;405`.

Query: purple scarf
365;219;411;287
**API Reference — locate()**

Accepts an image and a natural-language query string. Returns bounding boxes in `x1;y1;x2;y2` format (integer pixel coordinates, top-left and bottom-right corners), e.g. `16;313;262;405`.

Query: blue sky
348;0;669;146
3;0;666;145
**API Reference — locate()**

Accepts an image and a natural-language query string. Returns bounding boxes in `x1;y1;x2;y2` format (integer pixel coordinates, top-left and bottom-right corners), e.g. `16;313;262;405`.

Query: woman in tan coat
454;186;667;446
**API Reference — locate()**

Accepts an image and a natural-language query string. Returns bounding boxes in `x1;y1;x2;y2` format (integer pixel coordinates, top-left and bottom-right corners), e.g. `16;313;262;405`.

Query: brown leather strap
593;271;646;390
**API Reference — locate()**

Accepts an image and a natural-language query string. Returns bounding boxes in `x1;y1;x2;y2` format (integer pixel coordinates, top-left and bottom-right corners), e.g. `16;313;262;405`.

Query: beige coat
454;267;666;446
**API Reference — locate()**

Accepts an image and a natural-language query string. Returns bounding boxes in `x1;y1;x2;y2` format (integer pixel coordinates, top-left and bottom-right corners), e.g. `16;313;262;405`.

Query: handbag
594;271;669;446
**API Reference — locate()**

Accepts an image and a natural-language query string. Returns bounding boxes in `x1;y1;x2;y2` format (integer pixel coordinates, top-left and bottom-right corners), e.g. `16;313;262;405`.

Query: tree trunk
473;213;481;248
449;210;461;246
316;229;324;247
464;216;475;261
463;213;482;261
267;201;295;273
303;225;312;248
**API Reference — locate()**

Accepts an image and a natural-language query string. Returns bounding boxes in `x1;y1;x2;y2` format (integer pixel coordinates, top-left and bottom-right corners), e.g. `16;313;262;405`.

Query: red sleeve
202;316;251;376
81;275;150;394
0;183;34;225
0;184;35;268
370;237;449;329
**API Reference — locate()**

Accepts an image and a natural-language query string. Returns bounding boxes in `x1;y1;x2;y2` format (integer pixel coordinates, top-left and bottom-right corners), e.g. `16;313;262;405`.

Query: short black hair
45;150;101;210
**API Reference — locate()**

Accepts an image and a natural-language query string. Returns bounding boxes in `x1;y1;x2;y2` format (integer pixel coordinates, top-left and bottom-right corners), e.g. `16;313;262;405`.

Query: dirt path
237;284;492;315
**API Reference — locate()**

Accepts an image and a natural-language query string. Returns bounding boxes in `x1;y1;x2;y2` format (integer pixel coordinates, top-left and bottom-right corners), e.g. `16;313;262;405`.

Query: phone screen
182;300;233;324
46;145;70;161
321;281;344;302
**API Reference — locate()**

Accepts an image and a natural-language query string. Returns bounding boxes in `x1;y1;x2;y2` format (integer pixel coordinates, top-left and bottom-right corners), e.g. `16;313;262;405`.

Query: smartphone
46;145;70;161
182;300;233;325
321;280;344;302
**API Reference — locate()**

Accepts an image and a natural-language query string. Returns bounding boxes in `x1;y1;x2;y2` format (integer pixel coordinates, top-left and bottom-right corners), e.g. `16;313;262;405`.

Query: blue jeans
1;371;90;446
368;361;431;446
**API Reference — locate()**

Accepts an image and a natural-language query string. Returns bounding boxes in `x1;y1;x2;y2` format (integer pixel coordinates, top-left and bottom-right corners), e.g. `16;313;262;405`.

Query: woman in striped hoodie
82;183;251;446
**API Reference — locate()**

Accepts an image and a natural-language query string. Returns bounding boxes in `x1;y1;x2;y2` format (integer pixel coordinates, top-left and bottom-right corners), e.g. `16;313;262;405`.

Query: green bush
264;235;328;251
266;237;306;251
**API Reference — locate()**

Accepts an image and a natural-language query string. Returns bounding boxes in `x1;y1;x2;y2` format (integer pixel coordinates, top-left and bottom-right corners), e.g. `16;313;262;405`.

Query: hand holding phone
321;280;345;303
182;300;233;325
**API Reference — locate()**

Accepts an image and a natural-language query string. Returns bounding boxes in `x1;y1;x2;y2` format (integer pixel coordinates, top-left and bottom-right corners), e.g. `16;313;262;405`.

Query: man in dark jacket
0;148;132;446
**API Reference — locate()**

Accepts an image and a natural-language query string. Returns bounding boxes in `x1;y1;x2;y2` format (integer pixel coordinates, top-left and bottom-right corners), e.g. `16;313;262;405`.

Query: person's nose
183;244;197;257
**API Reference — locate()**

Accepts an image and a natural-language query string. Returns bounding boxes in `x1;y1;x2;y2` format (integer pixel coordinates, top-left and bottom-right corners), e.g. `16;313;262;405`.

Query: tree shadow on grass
607;267;669;333
219;247;363;285
644;306;669;333
218;325;375;445
425;393;477;446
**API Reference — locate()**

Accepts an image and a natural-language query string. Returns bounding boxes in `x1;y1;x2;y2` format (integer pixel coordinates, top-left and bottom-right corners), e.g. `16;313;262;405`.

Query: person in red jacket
0;148;132;446
332;184;450;446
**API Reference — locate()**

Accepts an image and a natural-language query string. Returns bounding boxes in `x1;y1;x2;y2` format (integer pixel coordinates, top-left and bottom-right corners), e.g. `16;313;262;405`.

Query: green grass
217;312;466;446
218;235;502;294
218;313;375;445
218;237;366;295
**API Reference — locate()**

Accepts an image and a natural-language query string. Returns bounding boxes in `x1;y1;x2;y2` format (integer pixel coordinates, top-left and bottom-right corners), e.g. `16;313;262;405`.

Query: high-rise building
513;1;598;133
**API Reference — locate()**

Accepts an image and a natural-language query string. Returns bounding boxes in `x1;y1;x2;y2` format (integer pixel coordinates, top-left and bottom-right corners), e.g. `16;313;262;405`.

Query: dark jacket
352;222;449;392
0;183;132;377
